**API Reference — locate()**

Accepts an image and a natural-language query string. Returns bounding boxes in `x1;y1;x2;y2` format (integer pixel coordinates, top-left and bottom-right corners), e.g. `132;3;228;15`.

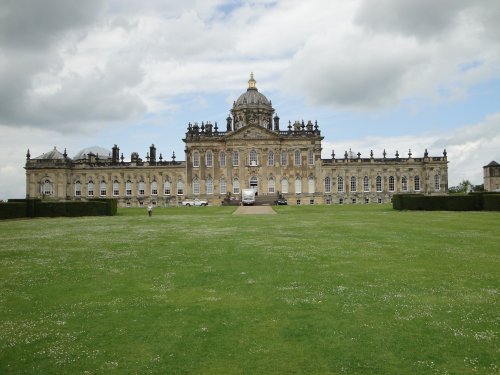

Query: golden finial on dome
248;72;256;89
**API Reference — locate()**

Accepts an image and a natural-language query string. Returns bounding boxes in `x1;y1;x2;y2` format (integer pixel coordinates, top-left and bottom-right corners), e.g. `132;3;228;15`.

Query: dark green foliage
0;202;27;220
0;198;116;219
393;193;500;211
483;194;500;211
88;198;118;215
35;201;109;217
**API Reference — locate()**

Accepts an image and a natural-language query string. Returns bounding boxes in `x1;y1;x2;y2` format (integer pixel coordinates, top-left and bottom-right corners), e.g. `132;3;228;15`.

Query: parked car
182;198;208;206
274;198;287;205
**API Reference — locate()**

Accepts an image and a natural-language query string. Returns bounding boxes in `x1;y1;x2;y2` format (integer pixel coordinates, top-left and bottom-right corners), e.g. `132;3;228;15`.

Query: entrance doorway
250;176;258;195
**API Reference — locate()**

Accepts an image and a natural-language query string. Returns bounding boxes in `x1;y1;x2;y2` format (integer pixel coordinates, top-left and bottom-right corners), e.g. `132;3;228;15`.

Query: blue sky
1;0;499;200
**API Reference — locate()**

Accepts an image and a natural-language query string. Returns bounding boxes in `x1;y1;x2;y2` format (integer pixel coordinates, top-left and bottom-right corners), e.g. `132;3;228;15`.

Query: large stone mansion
25;74;449;207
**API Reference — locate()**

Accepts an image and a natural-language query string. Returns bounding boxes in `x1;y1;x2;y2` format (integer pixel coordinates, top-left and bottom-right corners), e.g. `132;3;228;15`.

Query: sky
1;0;499;200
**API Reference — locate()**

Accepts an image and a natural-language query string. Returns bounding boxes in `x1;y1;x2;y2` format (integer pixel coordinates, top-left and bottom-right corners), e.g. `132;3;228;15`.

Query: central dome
234;73;271;108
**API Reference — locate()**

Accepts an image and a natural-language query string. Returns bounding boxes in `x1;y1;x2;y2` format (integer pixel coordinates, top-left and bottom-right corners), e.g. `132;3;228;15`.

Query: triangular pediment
224;124;280;141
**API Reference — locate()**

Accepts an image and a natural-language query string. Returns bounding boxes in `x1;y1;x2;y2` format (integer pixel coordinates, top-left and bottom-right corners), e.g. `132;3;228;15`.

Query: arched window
125;180;132;196
193;178;200;195
193;151;200;167
249;149;258;166
281;178;289;194
308;176;315;193
402;176;408;192
389;176;395;192
42;179;53;195
414;176;421;191
87;181;94;197
233;178;240;194
206;151;213;167
219;151;226;167
163;180;171;196
268;177;275;193
100;180;107;196
206;178;213;195
138;180;145;196
151;181;158;195
232;150;239;166
350;176;357;192
220;178;227;194
324;177;331;193
281;150;287;166
294;150;301;166
177;180;184;195
376;176;382;192
363;176;370;192
268;151;274;166
295;176;302;194
338;176;344;193
308;149;314;165
434;174;441;191
75;181;81;197
113;180;119;196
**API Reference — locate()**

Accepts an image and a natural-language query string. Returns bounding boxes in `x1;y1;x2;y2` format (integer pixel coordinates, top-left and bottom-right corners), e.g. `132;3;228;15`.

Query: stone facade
25;74;449;207
483;161;500;192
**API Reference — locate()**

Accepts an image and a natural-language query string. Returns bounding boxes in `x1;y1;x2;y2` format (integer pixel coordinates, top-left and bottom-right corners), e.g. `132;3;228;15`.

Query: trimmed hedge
0;198;118;220
88;198;118;216
483;194;500;211
393;193;500;211
0;202;27;220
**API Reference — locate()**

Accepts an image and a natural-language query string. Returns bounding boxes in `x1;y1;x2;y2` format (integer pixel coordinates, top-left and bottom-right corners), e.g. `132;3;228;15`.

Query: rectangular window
151;184;158;195
206;179;213;195
281;151;287;166
206;151;213;167
75;182;81;197
268;151;274;166
220;179;227;195
308;149;314;165
233;179;240;194
268;178;275;193
363;177;370;192
434;175;441;191
219;152;226;167
87;182;94;197
338;177;344;193
294;150;301;166
249;150;257;166
414;176;420;191
193;152;200;167
232;150;239;166
402;177;408;192
325;177;331;193
113;181;119;196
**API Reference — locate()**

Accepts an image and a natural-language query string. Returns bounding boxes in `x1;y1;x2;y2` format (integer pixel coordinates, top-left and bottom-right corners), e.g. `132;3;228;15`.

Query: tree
449;180;472;194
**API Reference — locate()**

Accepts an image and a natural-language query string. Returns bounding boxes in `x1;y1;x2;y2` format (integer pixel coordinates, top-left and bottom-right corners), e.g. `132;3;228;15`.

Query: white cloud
322;113;500;186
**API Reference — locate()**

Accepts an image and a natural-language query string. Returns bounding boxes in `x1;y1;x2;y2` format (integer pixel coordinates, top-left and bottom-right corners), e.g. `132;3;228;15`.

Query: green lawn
0;205;498;374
